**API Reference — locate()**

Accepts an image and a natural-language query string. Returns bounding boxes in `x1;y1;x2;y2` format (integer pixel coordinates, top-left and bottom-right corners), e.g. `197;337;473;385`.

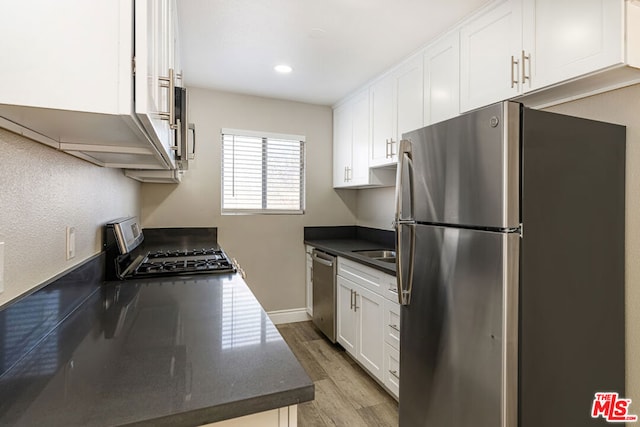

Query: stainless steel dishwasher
311;249;336;343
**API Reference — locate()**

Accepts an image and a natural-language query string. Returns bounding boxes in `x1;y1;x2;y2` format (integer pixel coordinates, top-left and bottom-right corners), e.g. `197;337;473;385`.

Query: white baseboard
267;308;311;325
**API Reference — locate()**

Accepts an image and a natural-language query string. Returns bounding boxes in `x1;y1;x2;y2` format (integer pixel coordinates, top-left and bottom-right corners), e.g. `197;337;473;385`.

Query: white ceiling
177;0;490;106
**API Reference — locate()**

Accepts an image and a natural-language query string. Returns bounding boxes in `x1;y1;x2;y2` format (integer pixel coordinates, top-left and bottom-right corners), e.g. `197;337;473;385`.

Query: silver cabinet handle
188;123;196;160
349;289;354;310
388;324;400;332
389;369;400;380
521;50;531;87
385;138;390;158
158;68;178;130
353;292;359;312
510;56;519;89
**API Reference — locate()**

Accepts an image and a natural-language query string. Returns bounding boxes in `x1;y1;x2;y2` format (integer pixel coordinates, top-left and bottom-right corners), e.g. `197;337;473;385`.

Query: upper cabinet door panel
522;0;624;91
460;0;523;112
396;56;424;141
351;90;371;185
424;31;460;125
0;1;126;114
370;76;396;166
135;0;175;167
333;103;352;187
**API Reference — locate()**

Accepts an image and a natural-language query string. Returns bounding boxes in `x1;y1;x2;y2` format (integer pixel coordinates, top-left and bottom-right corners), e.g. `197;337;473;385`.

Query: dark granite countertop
305;239;396;275
0;228;314;427
304;226;396;276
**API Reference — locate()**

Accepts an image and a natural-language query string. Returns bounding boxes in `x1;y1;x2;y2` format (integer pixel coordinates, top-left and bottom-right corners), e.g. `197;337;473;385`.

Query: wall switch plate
66;227;76;260
0;242;4;293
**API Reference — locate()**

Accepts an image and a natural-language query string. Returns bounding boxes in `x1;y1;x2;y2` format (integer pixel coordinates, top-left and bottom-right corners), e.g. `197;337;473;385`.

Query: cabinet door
305;249;313;317
135;0;175;168
396;56;424;142
522;0;624;92
384;299;401;351
460;0;523;112
424;31;460;125
355;284;385;381
350;90;371;185
336;276;357;355
370;76;395;167
383;343;400;400
332;103;352;187
0;1;124;113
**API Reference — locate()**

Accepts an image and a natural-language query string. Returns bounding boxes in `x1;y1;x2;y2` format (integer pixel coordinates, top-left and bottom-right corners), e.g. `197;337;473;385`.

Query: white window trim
221;129;306;215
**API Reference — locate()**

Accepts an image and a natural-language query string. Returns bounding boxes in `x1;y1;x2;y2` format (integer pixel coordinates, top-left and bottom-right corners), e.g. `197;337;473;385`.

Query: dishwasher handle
312;250;335;267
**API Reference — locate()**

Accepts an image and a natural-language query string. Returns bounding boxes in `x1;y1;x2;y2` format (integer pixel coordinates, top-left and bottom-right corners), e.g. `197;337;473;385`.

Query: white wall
354;83;640;402
356;186;395;230
0;128;140;306
140;88;357;311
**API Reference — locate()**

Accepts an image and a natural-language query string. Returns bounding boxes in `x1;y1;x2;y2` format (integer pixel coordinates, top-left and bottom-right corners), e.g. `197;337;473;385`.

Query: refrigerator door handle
395;139;414;222
396;222;415;306
395;139;415;306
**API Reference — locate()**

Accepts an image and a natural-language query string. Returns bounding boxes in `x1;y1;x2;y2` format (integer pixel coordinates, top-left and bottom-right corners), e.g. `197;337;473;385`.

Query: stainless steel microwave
175;86;195;170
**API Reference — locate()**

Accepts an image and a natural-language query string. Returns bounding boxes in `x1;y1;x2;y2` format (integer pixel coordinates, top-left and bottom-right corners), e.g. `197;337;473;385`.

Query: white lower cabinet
336;275;359;356
383;299;401;400
354;284;385;380
383;343;400;399
305;246;314;317
336;257;399;397
202;405;297;427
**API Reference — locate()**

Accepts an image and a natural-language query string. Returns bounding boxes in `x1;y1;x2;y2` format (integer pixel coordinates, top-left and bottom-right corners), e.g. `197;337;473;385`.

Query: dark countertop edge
123;386;315;427
0;252;103;311
304;239;396;276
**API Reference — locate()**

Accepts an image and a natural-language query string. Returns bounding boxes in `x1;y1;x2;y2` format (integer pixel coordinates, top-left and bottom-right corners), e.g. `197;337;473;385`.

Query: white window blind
221;129;305;214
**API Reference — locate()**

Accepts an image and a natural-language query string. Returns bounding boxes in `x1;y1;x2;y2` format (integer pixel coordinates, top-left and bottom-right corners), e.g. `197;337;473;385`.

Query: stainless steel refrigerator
395;101;625;427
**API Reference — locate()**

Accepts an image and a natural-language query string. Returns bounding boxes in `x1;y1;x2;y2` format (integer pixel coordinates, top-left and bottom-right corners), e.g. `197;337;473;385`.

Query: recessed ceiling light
274;64;293;74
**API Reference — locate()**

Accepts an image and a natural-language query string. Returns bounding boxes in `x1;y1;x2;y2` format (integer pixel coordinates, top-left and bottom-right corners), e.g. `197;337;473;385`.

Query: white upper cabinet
424;31;460;125
135;0;175;164
333;103;352;187
460;0;637;111
395;57;424;144
333;90;395;188
370;56;424;167
370;76;396;167
521;0;624;91
460;0;523;112
0;0;178;170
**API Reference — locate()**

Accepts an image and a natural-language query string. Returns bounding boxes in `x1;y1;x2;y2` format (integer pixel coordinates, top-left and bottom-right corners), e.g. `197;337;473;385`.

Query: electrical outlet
0;242;4;293
66;227;76;260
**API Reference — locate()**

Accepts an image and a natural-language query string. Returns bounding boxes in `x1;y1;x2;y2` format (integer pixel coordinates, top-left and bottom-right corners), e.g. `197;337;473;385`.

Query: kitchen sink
353;249;396;263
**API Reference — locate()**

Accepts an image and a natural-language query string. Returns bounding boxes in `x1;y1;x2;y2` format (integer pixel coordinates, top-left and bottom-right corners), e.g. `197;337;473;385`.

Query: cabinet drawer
383;342;400;400
383;274;400;303
337;257;394;295
384;299;400;350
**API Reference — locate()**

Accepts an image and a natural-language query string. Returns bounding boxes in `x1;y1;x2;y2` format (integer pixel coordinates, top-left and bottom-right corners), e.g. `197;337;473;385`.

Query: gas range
104;218;236;280
134;248;235;278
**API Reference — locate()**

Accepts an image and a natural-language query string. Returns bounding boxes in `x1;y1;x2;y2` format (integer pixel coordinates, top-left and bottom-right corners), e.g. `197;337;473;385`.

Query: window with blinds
221;129;305;214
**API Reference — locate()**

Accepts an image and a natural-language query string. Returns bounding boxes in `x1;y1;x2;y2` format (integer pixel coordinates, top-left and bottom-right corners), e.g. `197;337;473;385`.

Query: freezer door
399;224;519;427
402;101;520;229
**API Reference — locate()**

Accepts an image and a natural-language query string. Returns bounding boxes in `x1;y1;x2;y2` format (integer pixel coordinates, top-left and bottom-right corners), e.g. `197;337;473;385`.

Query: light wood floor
277;321;399;427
